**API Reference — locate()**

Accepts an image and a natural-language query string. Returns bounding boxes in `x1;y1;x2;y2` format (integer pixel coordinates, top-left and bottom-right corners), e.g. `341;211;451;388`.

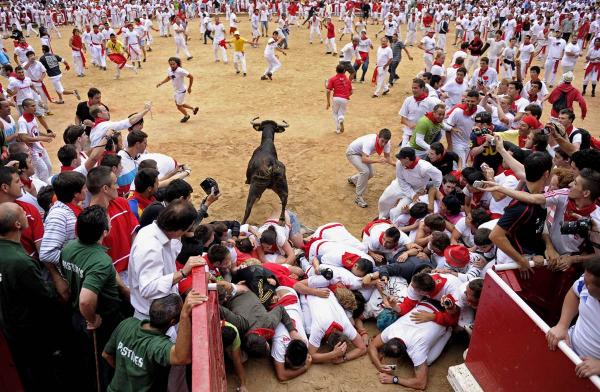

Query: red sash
72;35;87;67
584;62;600;81
247;327;275;340
361;219;391;237
371;66;379;85
108;53;127;68
31;80;53;102
269;294;298;310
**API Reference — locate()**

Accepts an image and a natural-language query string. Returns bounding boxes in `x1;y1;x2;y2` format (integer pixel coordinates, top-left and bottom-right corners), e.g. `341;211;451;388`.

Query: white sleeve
415;132;430;151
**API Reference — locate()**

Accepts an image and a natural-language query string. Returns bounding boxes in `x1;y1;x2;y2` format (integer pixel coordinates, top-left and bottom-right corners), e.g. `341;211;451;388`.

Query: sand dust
37;20;600;391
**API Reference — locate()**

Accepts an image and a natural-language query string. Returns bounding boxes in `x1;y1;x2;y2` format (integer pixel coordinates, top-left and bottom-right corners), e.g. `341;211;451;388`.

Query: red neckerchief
455;78;464;84
16;75;25;81
341;252;360;270
129;191;156;210
452;63;461;69
269;294;298;310
566;124;574;136
564;199;596;222
21;176;32;188
528;91;538;102
406;157;420;169
425;111;441;124
375;135;384;155
23;113;35;122
448;103;477;117
61;166;75;172
503;169;516;178
518;134;527;148
361;219;391;237
414;92;429;102
247;328;275;340
66;202;83;217
328;282;346;293
324;321;344;337
18;42;29;49
478;66;488;78
433;60;444;66
93;117;108;127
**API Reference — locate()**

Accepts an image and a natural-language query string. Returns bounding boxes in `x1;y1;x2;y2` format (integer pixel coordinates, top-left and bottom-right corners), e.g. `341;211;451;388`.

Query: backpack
551;90;569;113
569;128;591;150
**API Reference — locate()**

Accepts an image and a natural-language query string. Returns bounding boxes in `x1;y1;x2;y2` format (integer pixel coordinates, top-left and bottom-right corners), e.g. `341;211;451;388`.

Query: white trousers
32;149;52;183
72;51;84;76
424;53;433;72
436;34;446;49
406;30;417;45
374;66;389;96
233;51;247;72
544;57;561;86
584;65;599;84
325;37;337;53
378;179;407;218
264;54;281;75
331;97;348;131
91;45;106;67
212;41;228;62
175;37;191;58
309;28;322;42
347;153;373;197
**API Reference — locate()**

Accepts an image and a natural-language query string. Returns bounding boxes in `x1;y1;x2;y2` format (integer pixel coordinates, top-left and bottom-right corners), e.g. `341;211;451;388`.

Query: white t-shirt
420;36;436;53
362;222;410;258
561;42;581;67
380;302;448;366
441;79;468;107
376;46;393;67
258;221;290;253
570;274;600;359
306;292;357;349
8;77;36;105
346;133;391;156
489;172;519;214
547;36;566;59
519;43;535;62
264;37;277;56
168;66;189;93
398;95;440;136
271;288;308;363
17;115;43;153
123;30;140;45
213;23;226;41
340;42;357;62
357;37;372;52
454;217;474;248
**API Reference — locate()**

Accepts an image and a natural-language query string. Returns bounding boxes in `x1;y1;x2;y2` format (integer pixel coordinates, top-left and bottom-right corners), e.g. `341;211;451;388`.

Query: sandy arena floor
35;19;600;391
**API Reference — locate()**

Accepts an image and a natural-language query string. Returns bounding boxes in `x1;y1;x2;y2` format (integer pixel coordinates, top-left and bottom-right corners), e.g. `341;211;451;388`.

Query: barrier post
191;266;227;392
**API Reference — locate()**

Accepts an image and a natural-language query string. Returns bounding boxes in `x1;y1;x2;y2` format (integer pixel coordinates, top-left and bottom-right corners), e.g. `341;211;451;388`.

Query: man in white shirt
346;129;394;207
469;56;499;92
172;15;192;60
547;263;600;379
123;22;143;67
212;16;228;63
443;90;484;166
16;98;55;182
156;57;199;123
22;51;52;110
418;30;436;72
90;24;107;70
486;30;506;73
368;301;451;389
261;30;287;80
561;34;582;74
517;34;536;77
440;67;468;107
129;199;205;320
544;30;567;87
88;102;152;148
373;37;393;97
398;79;441;146
378;147;443;221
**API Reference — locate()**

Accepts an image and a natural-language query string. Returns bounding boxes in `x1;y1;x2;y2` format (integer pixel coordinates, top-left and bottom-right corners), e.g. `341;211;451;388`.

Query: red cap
444;245;470;268
521;115;542;130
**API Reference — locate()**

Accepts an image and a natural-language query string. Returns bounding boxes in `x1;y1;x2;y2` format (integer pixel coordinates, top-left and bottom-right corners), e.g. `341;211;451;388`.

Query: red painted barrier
466;270;600;391
191;266;227;392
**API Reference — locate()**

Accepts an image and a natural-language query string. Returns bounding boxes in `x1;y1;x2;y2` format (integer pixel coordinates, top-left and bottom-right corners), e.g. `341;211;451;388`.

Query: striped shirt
40;201;77;265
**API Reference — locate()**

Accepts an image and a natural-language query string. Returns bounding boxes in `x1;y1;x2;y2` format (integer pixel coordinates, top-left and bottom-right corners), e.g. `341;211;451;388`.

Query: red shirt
103;197;140;272
262;262;298;288
15;200;44;259
327;73;352;99
326;22;335;39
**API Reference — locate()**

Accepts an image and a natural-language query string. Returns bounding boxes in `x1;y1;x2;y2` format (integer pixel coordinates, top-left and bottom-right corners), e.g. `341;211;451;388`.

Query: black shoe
267;72;272;80
193;107;199;115
180;115;190;123
261;75;268;80
236;70;240;74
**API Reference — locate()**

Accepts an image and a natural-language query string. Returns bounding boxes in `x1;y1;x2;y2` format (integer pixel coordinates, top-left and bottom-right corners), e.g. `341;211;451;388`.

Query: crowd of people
1;0;600;391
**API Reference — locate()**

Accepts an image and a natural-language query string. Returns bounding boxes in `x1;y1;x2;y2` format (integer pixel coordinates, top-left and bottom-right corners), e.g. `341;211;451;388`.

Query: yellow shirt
229;37;248;52
106;40;125;55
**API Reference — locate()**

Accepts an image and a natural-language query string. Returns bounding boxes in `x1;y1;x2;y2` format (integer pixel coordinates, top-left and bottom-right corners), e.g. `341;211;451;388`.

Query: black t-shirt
76;101;109;135
39;53;63;77
139;201;167;229
427;151;459;176
497;195;547;256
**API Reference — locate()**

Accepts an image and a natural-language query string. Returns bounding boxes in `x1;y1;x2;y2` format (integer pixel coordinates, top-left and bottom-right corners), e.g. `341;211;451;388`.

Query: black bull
242;118;289;225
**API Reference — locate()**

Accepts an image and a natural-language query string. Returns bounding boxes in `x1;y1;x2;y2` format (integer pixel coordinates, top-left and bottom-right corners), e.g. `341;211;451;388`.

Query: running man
261;31;287;80
39;45;80;104
156;57;199;123
226;30;250;76
106;34;138;79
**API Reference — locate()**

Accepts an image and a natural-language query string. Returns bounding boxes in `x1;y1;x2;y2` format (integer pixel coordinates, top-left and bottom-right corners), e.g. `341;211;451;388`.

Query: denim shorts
288;210;301;235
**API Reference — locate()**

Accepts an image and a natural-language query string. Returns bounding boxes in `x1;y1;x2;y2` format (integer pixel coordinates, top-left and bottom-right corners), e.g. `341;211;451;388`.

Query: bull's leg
242;182;266;224
274;177;289;226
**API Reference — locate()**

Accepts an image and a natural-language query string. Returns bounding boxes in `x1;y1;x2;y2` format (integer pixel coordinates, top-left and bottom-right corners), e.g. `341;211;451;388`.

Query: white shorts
174;91;186;105
252;28;260;38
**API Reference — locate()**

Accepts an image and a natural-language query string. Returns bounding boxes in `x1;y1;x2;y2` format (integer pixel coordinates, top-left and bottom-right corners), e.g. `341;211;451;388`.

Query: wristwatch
393;376;399;384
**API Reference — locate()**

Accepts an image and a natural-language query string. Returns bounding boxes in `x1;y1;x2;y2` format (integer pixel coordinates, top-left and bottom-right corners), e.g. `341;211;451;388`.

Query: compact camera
560;217;592;237
200;177;219;195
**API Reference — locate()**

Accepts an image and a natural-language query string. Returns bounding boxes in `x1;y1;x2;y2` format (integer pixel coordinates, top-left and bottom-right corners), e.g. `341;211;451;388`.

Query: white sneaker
355;196;368;208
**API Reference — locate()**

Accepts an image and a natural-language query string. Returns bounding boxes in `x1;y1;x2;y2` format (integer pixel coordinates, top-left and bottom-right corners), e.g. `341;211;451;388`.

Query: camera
560;217;592;236
320;267;334;280
541;124;553;136
472;126;493;137
200;177;219;195
442;297;455;308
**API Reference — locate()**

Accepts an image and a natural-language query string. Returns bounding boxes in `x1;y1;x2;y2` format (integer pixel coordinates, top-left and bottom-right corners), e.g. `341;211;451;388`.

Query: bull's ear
253;124;261;131
275;127;286;133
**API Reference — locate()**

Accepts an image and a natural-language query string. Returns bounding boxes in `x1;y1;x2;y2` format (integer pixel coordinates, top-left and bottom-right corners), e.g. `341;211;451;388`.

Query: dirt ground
36;19;600;391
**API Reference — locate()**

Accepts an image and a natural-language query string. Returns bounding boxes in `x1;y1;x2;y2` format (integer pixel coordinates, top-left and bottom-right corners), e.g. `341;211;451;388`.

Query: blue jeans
353;57;369;81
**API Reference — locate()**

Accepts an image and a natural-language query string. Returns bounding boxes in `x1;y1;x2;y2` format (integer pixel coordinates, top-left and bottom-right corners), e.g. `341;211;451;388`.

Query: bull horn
277;120;289;128
250;116;261;126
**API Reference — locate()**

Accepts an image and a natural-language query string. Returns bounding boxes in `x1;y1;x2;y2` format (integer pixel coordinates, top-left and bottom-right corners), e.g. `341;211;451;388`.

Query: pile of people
1;0;600;392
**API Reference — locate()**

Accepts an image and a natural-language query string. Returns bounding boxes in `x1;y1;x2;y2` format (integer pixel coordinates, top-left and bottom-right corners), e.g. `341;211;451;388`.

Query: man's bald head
0;202;27;236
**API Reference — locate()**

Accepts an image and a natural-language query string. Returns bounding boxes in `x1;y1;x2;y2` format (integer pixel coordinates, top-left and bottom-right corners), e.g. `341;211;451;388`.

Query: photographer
469;112;503;173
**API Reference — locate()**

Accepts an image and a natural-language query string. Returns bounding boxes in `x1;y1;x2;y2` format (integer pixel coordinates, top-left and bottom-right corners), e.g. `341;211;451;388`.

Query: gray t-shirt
391;40;405;62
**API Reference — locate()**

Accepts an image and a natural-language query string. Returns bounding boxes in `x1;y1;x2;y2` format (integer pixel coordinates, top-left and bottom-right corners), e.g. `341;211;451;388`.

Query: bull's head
250;117;289;133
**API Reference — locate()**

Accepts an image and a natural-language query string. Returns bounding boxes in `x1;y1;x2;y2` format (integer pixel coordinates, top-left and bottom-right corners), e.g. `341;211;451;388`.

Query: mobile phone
473;180;485;188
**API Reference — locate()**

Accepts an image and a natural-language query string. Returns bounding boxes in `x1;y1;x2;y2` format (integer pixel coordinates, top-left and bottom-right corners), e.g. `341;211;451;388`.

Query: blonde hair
335;287;357;311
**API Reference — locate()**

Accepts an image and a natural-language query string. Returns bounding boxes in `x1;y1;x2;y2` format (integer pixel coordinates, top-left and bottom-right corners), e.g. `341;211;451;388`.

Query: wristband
393;376;399;384
181;269;187;278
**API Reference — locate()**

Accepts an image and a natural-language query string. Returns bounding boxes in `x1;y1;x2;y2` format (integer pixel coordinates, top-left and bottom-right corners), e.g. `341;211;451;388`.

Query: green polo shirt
0;239;55;339
409;115;443;151
60;240;121;319
104;317;173;392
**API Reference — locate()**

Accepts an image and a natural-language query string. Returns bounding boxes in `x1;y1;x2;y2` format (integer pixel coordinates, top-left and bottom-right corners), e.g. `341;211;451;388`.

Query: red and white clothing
264;37;281;76
561;41;582;73
14;44;34;64
123;29;142;62
487;38;507;73
304;292;357;349
545;37;567;86
441;78;468;107
584;45;600;84
420;35;436;72
18;113;52;183
379;159;443;220
444;104;485;165
8;76;37;106
271;287;308;363
518;42;536;76
469;66;499;91
258;221;290;261
399;273;462;326
307;264;373;300
569;274;600;359
398;94;440;146
374;45;393;97
307;239;373;268
90;31;107;67
23;60;50;105
173;22;192;59
15;199;44;259
361;220;410;259
104;197;140;283
311;222;365;252
381;302;451;366
326;73;352;132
